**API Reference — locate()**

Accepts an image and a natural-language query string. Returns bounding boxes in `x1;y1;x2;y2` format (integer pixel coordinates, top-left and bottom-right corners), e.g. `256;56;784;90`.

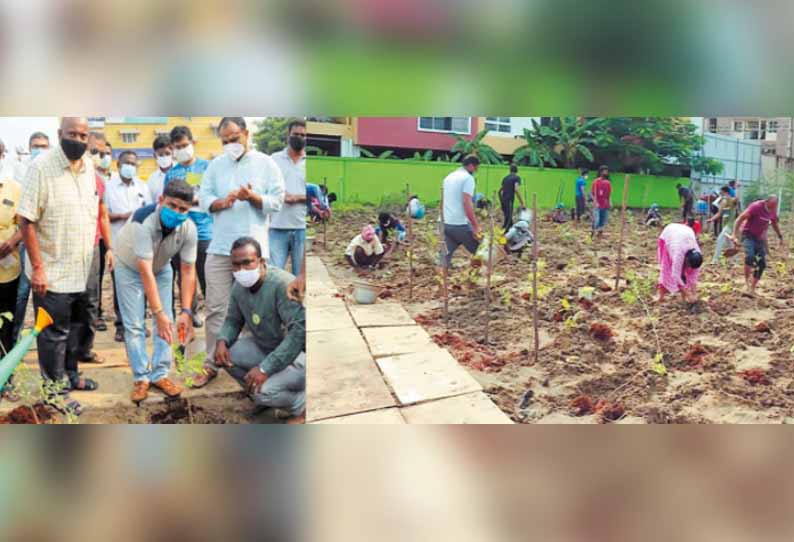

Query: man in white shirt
147;134;173;202
104;150;152;341
441;155;482;268
269;119;307;276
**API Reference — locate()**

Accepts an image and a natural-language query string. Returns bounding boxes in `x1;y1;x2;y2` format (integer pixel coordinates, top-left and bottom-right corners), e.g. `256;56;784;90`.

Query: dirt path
316;205;794;424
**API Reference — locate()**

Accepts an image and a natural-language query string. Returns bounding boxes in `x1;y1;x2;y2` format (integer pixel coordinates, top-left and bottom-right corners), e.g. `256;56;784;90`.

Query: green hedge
307;157;686;209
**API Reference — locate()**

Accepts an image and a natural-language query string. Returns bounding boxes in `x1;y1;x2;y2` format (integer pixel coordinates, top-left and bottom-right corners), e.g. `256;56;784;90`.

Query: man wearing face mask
164;126;211;329
213;236;305;423
88;132;113;182
12;131;50;346
194;117;285;388
147;135;173;202
105;150;152;342
269;119;307;277
16;117;99;416
113;180;197;404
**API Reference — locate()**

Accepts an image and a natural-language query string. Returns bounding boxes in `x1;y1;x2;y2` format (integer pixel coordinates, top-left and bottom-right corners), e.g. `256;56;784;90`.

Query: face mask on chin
233;267;261;288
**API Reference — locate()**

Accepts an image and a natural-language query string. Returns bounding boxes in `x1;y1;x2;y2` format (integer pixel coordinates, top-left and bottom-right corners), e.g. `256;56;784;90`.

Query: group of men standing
0;117;307;423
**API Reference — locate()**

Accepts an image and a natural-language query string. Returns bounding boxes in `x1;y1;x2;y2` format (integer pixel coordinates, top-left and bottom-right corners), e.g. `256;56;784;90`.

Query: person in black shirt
677;184;694;221
499;164;526;231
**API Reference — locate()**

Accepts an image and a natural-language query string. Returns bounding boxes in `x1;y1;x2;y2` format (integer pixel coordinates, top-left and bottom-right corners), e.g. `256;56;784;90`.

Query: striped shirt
16;146;98;293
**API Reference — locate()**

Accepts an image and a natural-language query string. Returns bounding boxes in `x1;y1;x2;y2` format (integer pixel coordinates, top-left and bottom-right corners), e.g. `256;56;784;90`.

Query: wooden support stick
532;193;539;363
440;186;449;327
322;176;328;251
614;174;631;291
484;191;496;344
406;182;414;302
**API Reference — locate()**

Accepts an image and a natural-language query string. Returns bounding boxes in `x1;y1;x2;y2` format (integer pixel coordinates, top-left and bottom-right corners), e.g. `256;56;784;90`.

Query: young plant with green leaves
621;270;666;376
12;360;78;424
172;344;207;388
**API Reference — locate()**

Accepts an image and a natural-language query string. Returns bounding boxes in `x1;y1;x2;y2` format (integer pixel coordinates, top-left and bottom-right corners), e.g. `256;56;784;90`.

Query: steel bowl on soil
352;281;381;304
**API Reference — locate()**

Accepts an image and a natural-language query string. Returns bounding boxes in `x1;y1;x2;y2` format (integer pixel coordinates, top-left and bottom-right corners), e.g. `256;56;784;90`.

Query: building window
768;120;778;133
417;117;471;134
707;118;717;133
733;120;744;132
120;132;139;144
485;117;511;133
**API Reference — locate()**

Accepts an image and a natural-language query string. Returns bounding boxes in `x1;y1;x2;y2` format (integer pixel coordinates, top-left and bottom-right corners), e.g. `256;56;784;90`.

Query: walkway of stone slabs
306;255;512;424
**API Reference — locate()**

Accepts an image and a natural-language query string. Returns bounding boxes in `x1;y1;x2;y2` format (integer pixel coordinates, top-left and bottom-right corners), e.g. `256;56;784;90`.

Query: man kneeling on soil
204;236;306;423
114;179;197;403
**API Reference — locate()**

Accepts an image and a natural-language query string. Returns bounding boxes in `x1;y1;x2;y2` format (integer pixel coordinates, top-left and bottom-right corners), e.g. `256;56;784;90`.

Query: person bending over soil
657;222;703;305
345;225;386;269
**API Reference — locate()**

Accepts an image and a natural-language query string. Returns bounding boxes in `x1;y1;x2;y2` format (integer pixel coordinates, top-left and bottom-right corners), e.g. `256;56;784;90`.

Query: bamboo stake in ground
322;176;328;251
440;186;449;326
484;191;496;344
406;182;414;302
532;192;539;363
614;174;631;290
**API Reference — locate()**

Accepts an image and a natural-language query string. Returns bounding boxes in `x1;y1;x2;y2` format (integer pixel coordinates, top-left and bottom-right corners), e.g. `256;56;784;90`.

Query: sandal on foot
70;377;99;392
47;397;83;417
190;367;218;389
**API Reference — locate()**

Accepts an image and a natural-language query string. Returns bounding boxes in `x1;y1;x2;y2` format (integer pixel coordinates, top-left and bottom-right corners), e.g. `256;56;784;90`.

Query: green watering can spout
0;308;54;391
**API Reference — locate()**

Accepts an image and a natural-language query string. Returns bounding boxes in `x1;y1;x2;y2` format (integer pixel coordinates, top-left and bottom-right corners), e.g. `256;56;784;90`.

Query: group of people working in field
342;154;787;312
0;117;308;423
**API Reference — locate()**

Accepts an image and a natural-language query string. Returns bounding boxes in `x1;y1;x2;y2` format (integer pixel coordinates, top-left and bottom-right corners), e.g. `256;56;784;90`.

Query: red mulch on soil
589;323;614;341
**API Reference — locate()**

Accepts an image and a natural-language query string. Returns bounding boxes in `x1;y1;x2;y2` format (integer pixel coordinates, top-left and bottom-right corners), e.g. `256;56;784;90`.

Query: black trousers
98;239;108;318
172;238;209;316
501;196;514;231
32;290;90;386
76;246;100;358
0;277;20;355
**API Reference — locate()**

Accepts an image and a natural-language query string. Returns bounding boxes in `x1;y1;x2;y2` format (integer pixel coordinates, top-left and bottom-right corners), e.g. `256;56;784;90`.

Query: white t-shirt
147;168;169;202
345;234;384;260
443;167;475;226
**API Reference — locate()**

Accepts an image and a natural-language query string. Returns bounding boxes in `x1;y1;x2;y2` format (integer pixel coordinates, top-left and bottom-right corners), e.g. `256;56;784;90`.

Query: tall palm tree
450;128;504;164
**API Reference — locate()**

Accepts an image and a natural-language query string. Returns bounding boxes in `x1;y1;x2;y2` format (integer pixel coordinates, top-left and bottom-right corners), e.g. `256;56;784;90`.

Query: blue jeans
742;232;767;279
12;243;30;344
268;228;305;276
593;208;609;231
115;262;174;383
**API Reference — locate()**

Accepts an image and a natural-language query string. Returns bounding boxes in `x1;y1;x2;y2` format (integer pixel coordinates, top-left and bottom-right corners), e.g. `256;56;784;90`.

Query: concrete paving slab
312;408;405;424
362;325;439;359
308;327;372;366
377;349;482;405
306;290;345;308
399;392;513;424
348;303;416;328
307;302;357;332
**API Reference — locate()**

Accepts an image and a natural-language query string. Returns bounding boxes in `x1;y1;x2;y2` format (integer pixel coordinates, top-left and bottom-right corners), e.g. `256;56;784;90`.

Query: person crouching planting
657;222;704;305
112;179;197;404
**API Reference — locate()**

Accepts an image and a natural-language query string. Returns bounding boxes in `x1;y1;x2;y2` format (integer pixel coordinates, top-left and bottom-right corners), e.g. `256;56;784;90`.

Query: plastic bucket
306;236;315;252
352;281;381;304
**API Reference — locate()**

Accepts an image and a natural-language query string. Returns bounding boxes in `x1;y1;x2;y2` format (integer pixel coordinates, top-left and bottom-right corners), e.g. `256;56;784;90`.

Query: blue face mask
30;148;43;160
160;205;188;229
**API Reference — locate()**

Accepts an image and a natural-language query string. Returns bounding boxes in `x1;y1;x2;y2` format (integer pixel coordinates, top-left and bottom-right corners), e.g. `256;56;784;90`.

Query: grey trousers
227;337;306;416
204;253;234;363
439;224;480;267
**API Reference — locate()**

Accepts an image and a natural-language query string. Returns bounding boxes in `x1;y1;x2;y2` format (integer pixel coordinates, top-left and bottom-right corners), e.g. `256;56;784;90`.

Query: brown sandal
190;367;218;389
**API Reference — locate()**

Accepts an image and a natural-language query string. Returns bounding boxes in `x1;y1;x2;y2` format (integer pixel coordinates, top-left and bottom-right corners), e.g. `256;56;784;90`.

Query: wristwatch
258;366;267;375
181;308;193;316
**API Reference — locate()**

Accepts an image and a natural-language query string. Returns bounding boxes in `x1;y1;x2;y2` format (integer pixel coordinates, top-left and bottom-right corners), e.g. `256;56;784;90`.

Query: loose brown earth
317;205;794;424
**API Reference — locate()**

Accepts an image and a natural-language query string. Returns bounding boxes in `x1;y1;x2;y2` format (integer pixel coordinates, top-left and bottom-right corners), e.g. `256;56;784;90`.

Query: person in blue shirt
163;125;211;328
574;168;589;222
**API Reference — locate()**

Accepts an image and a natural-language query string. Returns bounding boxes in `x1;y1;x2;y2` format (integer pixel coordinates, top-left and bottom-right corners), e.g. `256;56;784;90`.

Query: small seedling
172;343;206;388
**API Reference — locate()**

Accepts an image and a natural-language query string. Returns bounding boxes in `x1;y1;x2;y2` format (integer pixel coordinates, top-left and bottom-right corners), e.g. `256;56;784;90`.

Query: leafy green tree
597;117;723;175
253;117;290;154
538;117;611;169
451;128;503;164
513;119;558;168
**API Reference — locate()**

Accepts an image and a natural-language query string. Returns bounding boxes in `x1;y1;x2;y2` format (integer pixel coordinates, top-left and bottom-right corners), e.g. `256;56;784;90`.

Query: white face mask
100;154;112;169
120;163;137;180
174;144;194;164
223;142;245;161
233;267;261;288
156;154;173;169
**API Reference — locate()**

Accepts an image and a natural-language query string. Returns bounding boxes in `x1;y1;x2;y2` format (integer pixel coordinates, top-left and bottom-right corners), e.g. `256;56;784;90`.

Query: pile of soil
319;206;794;424
0;403;56;424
